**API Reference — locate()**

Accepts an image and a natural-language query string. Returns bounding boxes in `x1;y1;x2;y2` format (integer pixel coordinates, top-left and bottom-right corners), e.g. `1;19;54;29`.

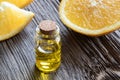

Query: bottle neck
36;25;60;39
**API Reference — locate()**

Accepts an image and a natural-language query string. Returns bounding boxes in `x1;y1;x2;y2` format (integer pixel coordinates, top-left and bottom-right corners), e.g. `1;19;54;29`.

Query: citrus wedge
0;0;33;8
0;2;34;41
59;0;120;36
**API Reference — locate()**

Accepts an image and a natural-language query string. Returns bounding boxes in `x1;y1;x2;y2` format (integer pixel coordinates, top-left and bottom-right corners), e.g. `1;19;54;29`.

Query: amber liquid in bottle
35;20;61;73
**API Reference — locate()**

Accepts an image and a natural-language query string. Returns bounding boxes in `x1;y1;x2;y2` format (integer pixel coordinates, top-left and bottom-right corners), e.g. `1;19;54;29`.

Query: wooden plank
0;0;120;80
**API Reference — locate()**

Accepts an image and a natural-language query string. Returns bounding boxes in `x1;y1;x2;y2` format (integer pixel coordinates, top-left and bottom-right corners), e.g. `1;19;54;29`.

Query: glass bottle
35;20;61;73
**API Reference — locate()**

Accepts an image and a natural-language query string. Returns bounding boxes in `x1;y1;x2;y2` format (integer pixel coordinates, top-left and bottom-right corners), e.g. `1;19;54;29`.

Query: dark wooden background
0;0;120;80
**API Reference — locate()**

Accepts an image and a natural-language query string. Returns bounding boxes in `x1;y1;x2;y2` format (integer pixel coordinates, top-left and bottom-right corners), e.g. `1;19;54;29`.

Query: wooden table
1;0;120;80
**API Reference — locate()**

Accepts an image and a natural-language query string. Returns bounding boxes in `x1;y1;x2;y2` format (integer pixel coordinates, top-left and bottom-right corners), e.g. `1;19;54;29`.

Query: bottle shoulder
35;39;61;54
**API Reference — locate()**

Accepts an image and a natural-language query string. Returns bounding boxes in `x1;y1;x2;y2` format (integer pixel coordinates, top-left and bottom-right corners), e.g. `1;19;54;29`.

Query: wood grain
0;0;120;80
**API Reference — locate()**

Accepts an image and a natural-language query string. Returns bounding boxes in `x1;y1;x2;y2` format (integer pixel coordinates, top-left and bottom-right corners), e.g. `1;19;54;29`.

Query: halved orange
0;2;34;41
59;0;120;36
0;0;33;8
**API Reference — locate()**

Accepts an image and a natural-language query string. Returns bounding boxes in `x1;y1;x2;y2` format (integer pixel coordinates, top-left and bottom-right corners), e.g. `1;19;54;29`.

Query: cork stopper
39;20;57;35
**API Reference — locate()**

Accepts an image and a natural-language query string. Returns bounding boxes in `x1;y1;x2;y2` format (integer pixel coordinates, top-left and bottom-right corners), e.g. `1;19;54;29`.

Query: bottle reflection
39;72;54;80
33;66;56;80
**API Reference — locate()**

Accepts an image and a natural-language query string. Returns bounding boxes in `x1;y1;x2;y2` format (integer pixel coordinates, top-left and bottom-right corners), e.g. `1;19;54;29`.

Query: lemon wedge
0;0;33;8
0;2;34;41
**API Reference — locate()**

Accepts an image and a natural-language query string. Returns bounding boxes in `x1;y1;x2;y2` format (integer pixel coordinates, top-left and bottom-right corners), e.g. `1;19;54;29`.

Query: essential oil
35;20;61;73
